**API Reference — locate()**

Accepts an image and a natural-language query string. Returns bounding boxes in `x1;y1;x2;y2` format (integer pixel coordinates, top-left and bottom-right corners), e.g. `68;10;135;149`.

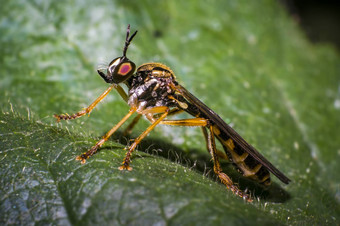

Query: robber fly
54;25;290;202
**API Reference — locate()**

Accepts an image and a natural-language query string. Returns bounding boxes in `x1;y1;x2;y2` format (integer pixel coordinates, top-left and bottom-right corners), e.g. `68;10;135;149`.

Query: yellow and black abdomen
178;89;278;186
212;125;271;186
181;100;272;186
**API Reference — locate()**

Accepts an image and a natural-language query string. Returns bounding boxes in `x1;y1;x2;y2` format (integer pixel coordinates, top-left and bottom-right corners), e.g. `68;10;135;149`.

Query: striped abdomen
212;124;271;186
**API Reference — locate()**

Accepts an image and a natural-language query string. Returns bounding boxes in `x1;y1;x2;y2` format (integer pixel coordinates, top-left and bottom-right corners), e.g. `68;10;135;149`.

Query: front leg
54;84;116;121
54;84;129;121
76;108;136;164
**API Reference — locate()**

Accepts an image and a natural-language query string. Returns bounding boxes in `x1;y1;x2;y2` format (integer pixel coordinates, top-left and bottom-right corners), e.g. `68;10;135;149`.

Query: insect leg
122;114;142;136
119;106;170;171
154;117;228;159
54;84;116;121
115;84;129;102
123;108;184;136
205;125;253;202
76;107;137;164
158;118;208;126
154;108;183;118
201;127;229;160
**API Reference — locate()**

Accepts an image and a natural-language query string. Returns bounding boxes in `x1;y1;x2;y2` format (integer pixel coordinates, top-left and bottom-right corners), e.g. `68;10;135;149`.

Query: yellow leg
152;117;231;158
122;108;185;136
159;118;208;126
54;84;128;121
153;108;183;118
119;107;170;171
76;108;137;164
201;127;229;160
146;117;228;160
205;126;252;202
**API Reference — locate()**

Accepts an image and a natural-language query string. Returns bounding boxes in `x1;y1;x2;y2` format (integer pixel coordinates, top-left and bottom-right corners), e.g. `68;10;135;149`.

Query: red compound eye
111;59;136;83
118;63;132;76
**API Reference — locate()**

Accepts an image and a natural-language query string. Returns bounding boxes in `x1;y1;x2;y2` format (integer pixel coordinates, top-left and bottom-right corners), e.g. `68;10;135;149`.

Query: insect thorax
126;63;178;112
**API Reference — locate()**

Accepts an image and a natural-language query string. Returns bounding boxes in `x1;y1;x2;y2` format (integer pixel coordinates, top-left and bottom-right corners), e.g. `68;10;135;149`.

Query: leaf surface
0;0;339;225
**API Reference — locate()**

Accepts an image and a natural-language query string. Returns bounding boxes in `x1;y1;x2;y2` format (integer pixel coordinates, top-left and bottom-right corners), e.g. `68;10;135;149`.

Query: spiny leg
119;106;170;171
54;84;116;121
53;84;116;122
54;84;128;121
76;108;137;164
205;126;252;202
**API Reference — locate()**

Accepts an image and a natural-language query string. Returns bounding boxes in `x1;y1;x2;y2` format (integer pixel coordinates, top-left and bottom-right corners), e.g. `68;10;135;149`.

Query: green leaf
1;0;339;225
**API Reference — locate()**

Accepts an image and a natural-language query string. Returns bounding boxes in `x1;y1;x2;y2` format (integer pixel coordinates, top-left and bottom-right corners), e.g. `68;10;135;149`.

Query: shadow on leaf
88;130;291;203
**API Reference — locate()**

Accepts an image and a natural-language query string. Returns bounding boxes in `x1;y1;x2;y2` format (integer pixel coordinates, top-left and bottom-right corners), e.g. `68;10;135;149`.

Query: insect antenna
123;24;138;57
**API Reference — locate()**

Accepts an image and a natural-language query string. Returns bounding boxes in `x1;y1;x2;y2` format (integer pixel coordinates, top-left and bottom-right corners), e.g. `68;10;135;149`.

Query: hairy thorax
126;63;178;113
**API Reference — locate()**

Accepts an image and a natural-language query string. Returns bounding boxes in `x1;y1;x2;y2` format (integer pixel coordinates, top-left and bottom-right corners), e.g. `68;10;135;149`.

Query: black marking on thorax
126;70;177;110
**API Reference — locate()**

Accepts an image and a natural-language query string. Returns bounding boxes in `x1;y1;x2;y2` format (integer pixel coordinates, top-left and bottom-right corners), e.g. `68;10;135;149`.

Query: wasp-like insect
54;25;290;202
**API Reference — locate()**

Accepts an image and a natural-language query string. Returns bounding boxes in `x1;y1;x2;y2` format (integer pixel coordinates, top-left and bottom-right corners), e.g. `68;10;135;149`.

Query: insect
54;25;290;202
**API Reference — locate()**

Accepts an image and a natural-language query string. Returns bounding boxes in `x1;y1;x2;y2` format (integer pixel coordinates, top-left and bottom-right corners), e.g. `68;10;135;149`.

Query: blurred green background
0;0;339;225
